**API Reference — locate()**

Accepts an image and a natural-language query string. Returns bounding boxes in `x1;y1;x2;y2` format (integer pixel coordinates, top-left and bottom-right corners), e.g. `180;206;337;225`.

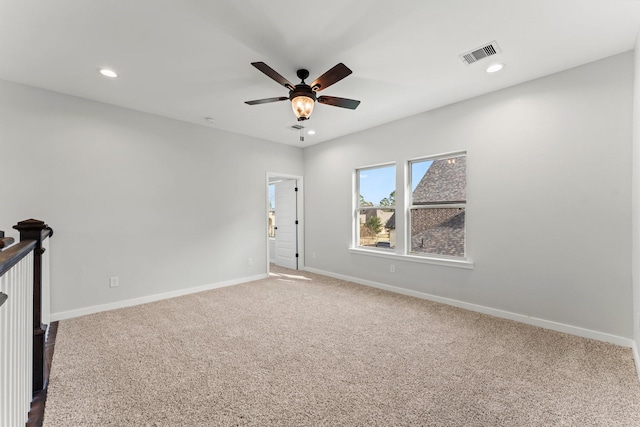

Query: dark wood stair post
13;218;53;393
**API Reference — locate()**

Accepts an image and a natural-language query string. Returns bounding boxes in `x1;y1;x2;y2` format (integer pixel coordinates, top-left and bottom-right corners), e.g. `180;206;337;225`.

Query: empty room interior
4;0;640;425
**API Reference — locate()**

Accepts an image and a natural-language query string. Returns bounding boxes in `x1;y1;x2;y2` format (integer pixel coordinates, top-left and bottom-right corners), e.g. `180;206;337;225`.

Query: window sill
348;247;474;269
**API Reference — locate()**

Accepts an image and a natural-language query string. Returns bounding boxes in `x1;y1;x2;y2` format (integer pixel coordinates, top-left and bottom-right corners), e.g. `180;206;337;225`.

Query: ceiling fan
245;62;361;121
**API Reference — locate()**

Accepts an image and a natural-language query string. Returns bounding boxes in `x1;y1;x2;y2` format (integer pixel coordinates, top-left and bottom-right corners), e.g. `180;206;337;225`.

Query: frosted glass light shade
291;95;315;120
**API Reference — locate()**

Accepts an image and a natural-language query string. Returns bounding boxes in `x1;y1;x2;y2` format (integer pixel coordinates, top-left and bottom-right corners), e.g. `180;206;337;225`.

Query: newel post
13;218;53;393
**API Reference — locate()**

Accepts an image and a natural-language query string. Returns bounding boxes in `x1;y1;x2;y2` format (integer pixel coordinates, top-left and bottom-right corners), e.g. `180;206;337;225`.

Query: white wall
0;79;304;318
633;35;640;363
304;52;634;342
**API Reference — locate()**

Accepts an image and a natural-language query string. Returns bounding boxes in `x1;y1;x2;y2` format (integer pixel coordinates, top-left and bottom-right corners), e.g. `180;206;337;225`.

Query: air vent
288;124;304;131
459;41;502;65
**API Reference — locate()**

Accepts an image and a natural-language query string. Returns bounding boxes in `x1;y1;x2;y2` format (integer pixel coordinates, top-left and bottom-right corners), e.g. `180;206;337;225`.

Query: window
268;184;276;238
356;164;395;249
409;154;466;258
353;153;468;266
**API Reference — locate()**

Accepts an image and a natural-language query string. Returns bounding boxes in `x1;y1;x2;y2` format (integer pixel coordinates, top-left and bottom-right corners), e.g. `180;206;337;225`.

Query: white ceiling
1;0;639;147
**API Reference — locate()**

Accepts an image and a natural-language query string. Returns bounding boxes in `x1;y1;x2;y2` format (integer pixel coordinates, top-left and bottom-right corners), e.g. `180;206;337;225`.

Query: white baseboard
50;273;268;321
303;267;634;348
633;341;640;381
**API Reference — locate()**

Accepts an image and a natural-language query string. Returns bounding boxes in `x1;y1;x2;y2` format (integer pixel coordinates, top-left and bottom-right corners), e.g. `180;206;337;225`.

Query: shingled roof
411;209;465;256
413;156;466;204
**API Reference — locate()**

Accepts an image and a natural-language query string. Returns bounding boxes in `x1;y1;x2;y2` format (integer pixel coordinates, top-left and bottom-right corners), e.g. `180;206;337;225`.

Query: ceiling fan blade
317;96;361;110
251;62;295;90
311;63;352;92
245;96;288;105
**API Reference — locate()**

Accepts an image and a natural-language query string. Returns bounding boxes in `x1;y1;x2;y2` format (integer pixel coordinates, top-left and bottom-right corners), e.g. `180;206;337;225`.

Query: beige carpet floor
44;266;640;426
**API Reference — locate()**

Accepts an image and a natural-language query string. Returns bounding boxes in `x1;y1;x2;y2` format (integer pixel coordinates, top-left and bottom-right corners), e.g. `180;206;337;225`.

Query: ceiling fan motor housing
289;84;316;102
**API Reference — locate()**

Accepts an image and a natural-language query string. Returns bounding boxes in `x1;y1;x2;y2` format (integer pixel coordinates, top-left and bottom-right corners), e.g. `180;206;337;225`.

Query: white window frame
349;152;473;269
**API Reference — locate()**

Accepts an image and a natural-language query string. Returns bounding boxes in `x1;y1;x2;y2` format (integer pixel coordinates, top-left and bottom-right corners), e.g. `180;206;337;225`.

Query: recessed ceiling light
98;68;118;78
486;63;504;73
307;130;316;135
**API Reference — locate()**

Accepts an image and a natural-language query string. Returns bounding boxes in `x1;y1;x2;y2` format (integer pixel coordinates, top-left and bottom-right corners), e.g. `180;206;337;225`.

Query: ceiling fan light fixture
291;95;315;121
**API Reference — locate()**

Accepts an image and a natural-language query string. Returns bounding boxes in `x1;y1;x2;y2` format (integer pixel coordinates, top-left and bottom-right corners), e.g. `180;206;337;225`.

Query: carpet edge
49;273;269;321
303;266;634;349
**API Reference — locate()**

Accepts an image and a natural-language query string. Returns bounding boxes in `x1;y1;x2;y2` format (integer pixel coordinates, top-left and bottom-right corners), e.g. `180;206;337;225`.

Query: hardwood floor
27;321;58;427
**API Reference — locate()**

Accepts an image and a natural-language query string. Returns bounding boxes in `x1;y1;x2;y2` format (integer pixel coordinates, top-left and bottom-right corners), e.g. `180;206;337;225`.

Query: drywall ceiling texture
304;52;633;342
0;79;304;317
1;1;640;147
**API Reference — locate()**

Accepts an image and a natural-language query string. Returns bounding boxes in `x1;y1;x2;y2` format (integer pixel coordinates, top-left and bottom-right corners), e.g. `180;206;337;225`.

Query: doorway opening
266;173;303;273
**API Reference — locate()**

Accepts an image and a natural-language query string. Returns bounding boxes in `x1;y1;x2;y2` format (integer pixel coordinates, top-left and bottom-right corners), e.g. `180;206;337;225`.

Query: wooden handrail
0;240;36;278
0;236;15;250
40;227;53;241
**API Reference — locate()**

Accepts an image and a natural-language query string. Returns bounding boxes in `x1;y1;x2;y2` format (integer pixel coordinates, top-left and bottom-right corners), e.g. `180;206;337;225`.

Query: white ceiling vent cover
459;41;502;65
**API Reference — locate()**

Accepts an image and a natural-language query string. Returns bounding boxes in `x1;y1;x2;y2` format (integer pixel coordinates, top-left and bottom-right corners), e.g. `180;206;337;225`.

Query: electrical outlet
248;257;253;266
390;264;395;273
109;276;119;288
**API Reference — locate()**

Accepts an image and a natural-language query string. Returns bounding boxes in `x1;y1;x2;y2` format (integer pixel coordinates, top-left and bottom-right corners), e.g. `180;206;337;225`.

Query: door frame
266;172;304;273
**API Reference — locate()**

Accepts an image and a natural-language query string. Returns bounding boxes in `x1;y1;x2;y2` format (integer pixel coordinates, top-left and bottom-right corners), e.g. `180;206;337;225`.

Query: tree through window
356;165;395;249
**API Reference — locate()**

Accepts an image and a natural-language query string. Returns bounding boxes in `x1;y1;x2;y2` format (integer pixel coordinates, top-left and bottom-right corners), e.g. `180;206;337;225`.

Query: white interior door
275;179;298;269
